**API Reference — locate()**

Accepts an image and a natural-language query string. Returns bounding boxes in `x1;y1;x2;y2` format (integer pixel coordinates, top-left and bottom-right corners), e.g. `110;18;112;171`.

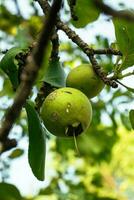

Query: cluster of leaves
0;0;134;200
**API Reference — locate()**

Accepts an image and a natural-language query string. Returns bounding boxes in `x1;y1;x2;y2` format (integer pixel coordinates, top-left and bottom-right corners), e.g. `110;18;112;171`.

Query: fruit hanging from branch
41;87;92;137
66;64;105;98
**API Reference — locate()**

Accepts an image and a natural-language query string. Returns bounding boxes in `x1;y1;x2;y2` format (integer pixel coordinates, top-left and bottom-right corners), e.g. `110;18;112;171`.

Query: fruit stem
73;132;80;156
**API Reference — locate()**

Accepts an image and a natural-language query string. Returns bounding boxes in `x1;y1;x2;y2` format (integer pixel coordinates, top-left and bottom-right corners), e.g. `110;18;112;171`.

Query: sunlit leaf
44;59;66;88
28;16;43;38
25;101;46;181
15;27;31;48
8;148;24;159
113;10;134;69
70;0;100;28
0;76;14;97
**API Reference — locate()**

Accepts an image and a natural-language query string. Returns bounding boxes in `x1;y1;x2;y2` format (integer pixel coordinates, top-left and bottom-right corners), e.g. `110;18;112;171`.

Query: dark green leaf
44;59;66;88
129;109;134;129
120;113;131;130
70;0;100;28
91;172;103;187
55;137;74;155
0;182;22;200
113;10;134;69
8;148;24;159
0;47;27;90
36;42;51;85
25;101;46;181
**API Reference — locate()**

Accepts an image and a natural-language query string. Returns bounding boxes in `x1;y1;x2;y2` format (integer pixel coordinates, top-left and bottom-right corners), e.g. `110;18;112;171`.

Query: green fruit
41;87;92;137
66;64;104;98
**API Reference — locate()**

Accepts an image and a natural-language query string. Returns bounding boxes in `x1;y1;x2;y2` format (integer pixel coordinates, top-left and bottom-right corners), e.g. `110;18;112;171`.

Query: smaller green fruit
41;87;92;137
66;64;104;98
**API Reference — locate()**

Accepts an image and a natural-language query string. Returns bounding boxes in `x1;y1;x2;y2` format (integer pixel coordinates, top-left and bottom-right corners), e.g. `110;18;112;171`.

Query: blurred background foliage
0;0;134;200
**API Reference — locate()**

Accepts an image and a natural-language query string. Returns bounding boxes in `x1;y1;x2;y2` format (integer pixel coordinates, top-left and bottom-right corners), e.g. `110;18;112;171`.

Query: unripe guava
66;64;104;98
41;87;92;137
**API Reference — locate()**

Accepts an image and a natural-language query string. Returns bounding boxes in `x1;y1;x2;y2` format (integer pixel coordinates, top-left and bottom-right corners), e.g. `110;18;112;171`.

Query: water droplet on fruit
66;103;72;113
66;108;69;113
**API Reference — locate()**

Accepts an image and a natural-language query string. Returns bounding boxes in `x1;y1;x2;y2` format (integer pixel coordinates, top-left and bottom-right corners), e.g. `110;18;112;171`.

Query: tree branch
37;0;118;88
0;0;62;144
0;139;17;154
51;30;60;59
94;0;134;22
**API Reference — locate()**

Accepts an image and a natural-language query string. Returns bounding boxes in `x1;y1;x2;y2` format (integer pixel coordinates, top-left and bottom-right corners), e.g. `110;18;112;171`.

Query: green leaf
44;59;66;88
129;109;134;130
0;47;27;90
0;182;22;200
15;27;31;48
56;137;74;155
36;42;51;85
8;148;24;159
120;113;131;130
0;77;14;97
113;10;134;69
25;101;46;181
70;0;100;28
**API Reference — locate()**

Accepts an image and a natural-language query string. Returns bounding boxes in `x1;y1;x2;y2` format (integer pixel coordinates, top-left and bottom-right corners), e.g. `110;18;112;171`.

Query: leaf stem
116;80;134;93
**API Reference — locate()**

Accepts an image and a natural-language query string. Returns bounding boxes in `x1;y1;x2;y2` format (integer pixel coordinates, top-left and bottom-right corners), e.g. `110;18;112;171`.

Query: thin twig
0;0;62;143
109;69;134;80
37;0;122;56
93;48;122;56
116;80;134;93
119;70;134;79
14;0;21;16
89;54;118;88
